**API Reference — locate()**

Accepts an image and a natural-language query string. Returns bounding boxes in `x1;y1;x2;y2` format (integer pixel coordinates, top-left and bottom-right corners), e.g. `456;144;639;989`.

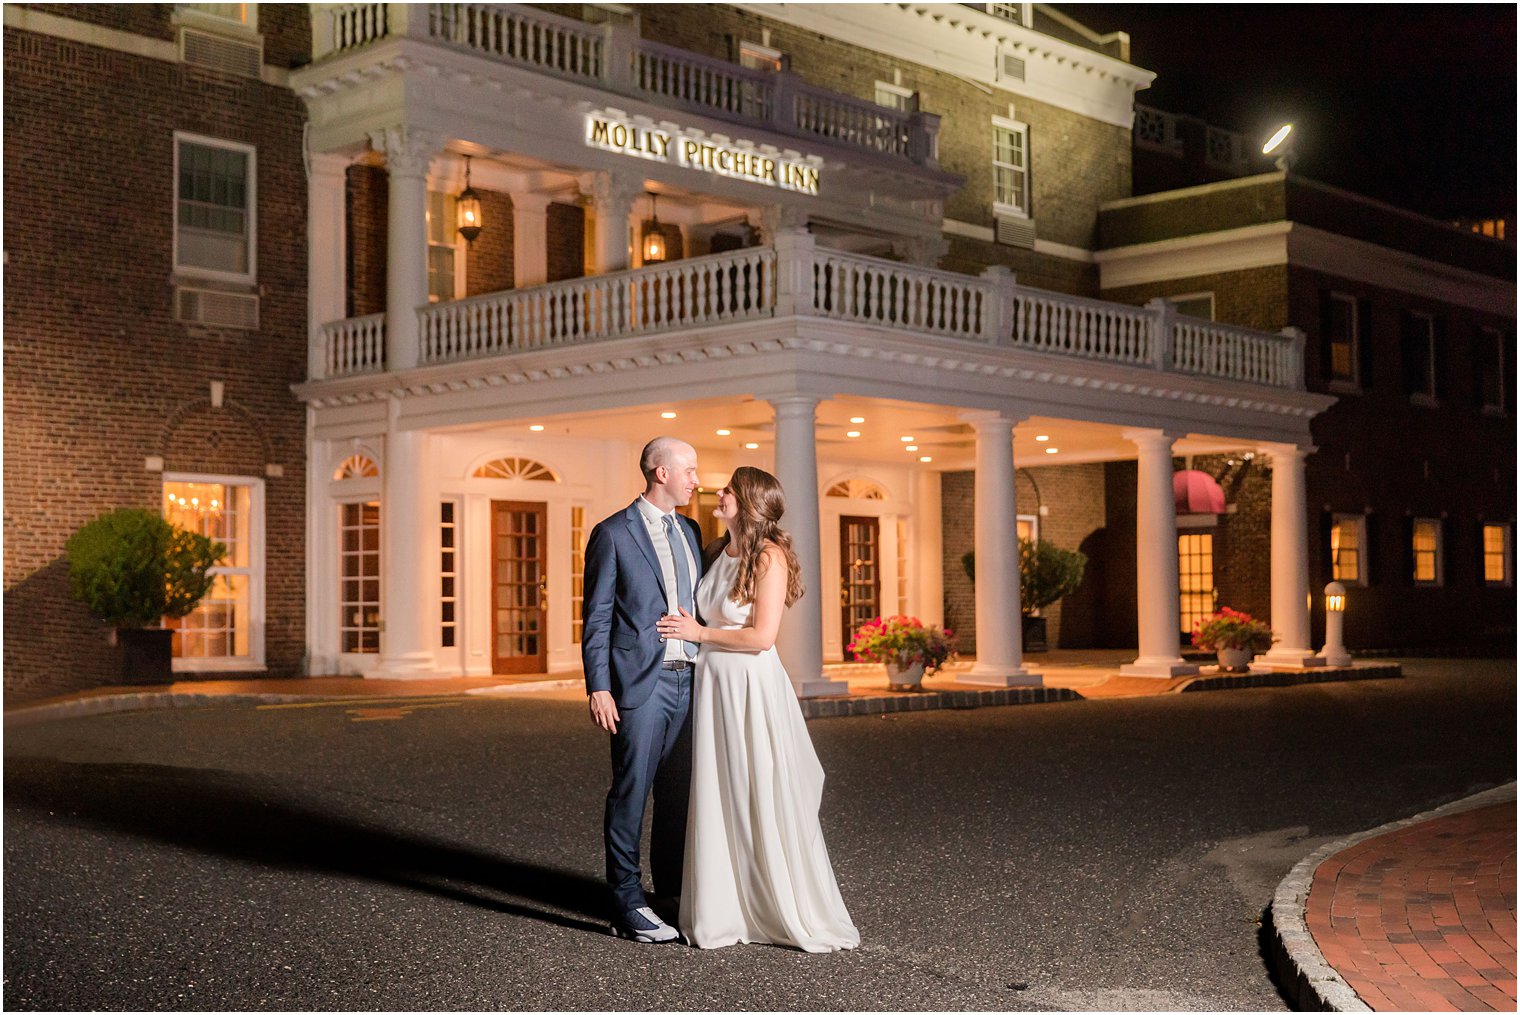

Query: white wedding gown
679;549;859;952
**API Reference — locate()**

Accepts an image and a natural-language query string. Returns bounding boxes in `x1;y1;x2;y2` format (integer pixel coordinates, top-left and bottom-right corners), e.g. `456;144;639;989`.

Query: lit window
992;118;1030;216
896;517;909;615
1412;518;1442;586
427;190;459;303
1017;515;1038;545
175;134;255;282
340;501;381;653
441;502;458;648
473;457;558;481
737;41;785;72
1177;533;1216;634
983;3;1028;25
1483;523;1512;585
1477;326;1506;413
571;505;587;644
1325;292;1359;387
162;478;262;666
1402;311;1438;402
1330;514;1367;586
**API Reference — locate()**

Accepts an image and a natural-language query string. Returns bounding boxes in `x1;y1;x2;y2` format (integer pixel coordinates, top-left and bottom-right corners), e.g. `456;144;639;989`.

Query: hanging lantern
641;192;667;264
457;155;483;243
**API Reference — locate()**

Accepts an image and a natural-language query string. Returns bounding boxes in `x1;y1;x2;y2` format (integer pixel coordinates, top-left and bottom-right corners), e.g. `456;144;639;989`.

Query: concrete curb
1178;663;1401;694
799;684;1082;718
1267;781;1518;1012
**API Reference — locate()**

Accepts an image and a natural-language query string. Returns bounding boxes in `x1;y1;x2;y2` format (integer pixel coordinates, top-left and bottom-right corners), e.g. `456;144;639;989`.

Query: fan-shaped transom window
334;454;379;480
826;478;886;500
474;457;559;482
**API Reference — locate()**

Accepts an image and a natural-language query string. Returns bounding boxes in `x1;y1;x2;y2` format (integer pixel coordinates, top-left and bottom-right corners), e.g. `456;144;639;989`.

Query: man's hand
588;690;620;734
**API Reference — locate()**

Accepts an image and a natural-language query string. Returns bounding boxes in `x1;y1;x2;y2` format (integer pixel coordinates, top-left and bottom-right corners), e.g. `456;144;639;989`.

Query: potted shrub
961;539;1088;652
65;508;225;684
1191;607;1276;672
846;615;957;691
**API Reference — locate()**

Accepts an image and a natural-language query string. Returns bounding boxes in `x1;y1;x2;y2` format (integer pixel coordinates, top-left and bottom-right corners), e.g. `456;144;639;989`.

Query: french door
491;500;548;675
840;515;881;660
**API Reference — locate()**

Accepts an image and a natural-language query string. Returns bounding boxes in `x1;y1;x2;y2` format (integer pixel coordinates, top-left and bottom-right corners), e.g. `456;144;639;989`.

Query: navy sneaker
610;906;681;944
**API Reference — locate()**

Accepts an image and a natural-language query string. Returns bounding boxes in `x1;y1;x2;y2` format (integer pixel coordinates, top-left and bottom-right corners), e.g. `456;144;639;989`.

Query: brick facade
3;16;311;702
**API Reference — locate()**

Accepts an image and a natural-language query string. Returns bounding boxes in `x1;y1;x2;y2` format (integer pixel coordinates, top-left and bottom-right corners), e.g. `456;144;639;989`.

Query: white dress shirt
636;495;700;662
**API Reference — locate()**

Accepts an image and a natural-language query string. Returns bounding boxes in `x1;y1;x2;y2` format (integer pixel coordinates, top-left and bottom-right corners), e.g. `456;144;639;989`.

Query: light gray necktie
663;514;697;659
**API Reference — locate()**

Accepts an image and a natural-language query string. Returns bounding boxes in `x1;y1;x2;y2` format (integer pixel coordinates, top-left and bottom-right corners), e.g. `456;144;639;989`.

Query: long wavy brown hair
717;466;805;608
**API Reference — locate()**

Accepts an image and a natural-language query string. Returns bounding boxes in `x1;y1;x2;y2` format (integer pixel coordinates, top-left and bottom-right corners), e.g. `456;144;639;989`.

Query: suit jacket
581;500;705;710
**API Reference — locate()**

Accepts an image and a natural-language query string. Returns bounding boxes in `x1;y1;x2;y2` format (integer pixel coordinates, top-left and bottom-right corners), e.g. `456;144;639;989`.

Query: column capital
584;170;640;211
960;408;1025;431
767;394;822;417
509;190;554;215
751;204;809;244
308;151;352;182
1257;441;1315;461
1121;427;1181;449
369;126;442;178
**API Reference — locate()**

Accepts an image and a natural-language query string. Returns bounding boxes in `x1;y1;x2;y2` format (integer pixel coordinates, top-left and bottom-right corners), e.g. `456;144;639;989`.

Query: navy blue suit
582;500;704;912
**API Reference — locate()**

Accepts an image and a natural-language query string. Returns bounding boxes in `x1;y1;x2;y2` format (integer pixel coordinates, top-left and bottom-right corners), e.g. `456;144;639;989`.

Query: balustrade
321;312;386;377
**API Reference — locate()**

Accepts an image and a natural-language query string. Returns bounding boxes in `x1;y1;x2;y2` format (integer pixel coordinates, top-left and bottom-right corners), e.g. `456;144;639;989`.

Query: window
737;40;785;72
895;517;909;615
1330;514;1367;586
571;505;587;644
993;117;1030;216
1477;326;1506;413
1482;523;1512;585
1171;292;1215;321
1411;518;1442;586
1325;292;1359;387
1402;311;1438;403
175;134;256;282
177;3;257;33
340;501;381;652
427;190;459;303
441;502;458;648
1204;126;1246;173
875;81;917;113
1134;106;1182;155
1016;515;1038;545
1178;533;1216;634
983;2;1030;25
163;477;262;667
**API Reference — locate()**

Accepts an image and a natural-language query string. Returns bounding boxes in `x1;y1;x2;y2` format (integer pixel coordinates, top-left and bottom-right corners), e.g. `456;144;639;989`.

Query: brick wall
465;189;515;296
21;3;174;40
547;201;586;282
1102;265;1290;332
1098;176;1285;248
346;164;387;317
3;26;309;701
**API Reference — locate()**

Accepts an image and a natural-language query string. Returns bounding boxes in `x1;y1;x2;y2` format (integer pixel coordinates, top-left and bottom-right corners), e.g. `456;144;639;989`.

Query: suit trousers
604;663;693;912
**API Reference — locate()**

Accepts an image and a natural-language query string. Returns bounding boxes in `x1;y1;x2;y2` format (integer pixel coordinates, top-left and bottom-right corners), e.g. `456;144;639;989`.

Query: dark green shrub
65;509;225;629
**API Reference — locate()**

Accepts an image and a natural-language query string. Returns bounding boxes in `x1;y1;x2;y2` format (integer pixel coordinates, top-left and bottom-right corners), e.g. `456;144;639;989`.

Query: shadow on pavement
4;758;610;935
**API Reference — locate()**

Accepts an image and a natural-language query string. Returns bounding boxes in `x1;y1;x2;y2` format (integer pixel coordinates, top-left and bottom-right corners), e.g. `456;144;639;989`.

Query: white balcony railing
316;3;941;168
315;241;1306;391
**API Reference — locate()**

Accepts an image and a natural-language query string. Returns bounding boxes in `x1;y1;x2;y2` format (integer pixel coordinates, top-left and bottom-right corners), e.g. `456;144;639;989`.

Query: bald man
582;437;704;943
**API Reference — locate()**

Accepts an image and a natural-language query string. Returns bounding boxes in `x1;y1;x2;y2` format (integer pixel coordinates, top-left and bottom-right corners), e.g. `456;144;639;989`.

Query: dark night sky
1075;4;1517;221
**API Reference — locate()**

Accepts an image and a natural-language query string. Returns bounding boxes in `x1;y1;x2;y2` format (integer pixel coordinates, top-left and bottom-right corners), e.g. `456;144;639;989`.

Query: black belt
661;659;694;671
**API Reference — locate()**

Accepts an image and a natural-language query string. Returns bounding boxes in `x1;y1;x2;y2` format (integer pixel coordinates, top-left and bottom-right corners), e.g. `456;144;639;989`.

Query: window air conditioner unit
176;286;260;330
995;214;1036;249
179;27;263;78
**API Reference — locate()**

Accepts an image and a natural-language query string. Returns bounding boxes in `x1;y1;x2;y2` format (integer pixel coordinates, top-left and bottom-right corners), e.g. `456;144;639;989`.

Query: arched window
473;457;559;482
334;454;379;480
825;478;886;500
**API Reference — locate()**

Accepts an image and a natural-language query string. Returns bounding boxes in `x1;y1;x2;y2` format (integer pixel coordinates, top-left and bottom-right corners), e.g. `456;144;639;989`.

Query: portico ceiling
431;394;1267;472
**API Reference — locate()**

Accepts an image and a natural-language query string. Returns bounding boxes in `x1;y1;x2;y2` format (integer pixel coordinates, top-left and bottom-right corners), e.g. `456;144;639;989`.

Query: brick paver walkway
1306;803;1518;1011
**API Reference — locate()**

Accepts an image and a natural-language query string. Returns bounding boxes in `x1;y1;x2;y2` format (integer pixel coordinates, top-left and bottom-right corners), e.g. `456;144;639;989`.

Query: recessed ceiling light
905;445;918;452
661;411;677;419
1045;447;1059;454
900;435;915;442
919;456;933;463
716;429;731;436
1034;434;1050;442
847;431;861;438
529;424;545;432
850;417;865;424
744;442;759;450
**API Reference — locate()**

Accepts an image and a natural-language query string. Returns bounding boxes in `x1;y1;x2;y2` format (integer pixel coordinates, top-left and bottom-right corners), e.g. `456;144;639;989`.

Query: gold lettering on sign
586;113;821;196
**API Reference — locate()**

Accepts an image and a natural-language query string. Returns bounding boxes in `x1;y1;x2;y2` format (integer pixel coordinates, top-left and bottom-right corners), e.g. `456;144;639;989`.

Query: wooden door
491;500;548;675
840;515;881;660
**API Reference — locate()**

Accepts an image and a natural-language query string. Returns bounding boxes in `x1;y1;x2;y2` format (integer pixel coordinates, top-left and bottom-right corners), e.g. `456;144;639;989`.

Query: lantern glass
642;222;666;264
457;187;483;243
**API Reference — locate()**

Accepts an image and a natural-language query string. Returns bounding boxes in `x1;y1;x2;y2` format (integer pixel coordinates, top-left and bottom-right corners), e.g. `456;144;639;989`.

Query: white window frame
338;498;383;656
426;188;465;303
441;499;459;649
875;80;917;112
1407;310;1438;406
1330;513;1368;587
992;115;1031;219
1479;326;1506;415
1411;517;1443;587
1016;513;1039;545
1326;291;1360;392
983;2;1032;26
174;3;259;37
1170;291;1216;321
737;40;785;72
163;472;266;672
173;131;257;286
1482;522;1513;586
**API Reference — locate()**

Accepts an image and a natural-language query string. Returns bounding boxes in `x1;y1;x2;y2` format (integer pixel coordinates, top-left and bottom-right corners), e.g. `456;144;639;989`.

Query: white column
915;468;944;630
961;412;1041;687
770;395;848;698
370;126;440;371
1259;443;1326;669
510;191;552;288
306;152;348;380
1120;429;1199;678
376;416;439;677
588;172;635;274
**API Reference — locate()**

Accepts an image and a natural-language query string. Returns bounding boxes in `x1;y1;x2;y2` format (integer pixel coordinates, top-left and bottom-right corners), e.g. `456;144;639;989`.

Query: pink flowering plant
847;615;957;673
1191;607;1276;653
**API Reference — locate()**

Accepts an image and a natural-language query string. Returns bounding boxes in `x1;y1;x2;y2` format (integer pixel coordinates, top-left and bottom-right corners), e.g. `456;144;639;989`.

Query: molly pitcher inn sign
586;109;823;196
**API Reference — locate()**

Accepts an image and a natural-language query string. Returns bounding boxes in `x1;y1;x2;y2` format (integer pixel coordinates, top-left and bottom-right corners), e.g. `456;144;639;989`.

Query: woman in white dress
655;467;859;953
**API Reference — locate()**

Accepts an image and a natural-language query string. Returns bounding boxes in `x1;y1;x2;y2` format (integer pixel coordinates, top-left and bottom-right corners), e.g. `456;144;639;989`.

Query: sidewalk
1271;784;1518;1012
4;650;1401;723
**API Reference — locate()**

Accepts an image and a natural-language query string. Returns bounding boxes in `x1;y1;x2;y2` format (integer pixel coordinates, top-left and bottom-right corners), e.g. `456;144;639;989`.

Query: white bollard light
1320;581;1352;667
